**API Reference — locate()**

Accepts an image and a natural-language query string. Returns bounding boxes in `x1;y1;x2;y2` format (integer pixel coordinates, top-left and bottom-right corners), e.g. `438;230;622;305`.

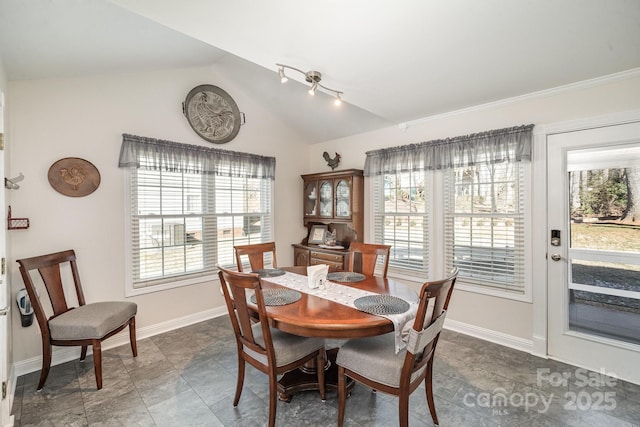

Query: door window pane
567;146;640;345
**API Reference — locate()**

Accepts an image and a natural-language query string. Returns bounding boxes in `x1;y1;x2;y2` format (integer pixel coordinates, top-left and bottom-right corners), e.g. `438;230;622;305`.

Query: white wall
7;65;309;363
308;73;640;343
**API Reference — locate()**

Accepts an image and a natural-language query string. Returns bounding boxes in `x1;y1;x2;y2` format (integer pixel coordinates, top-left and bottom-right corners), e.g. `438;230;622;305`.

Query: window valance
118;134;276;180
364;124;533;176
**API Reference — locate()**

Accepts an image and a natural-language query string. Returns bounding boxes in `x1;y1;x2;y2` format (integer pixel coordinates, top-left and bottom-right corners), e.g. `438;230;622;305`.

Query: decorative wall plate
47;157;100;197
183;84;241;144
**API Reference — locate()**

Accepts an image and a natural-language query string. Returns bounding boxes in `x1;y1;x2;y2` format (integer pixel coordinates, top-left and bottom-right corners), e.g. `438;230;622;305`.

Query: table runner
262;271;418;353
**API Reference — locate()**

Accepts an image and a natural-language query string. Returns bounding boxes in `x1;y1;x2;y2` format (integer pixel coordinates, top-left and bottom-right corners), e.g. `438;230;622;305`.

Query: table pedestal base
277;348;354;402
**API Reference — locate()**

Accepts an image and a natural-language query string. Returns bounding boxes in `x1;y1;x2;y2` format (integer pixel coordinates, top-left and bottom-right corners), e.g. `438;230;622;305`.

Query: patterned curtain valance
118;134;276;180
364;124;533;176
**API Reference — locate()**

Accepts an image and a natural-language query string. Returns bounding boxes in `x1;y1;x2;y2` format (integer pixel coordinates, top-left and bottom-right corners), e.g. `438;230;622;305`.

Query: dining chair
348;242;391;278
16;249;138;390
218;266;326;427
234;242;277;272
336;268;458;427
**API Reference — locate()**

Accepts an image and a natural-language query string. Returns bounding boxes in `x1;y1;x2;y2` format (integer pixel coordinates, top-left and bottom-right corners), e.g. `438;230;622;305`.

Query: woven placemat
327;272;366;282
251;268;286;278
354;294;410;315
251;289;302;306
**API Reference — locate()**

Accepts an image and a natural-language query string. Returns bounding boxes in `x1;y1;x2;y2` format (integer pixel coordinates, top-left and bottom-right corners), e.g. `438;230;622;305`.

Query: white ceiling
1;0;639;143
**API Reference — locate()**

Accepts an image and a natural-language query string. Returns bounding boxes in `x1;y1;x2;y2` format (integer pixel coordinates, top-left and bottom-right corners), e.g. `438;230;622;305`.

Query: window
443;161;526;293
366;125;532;300
119;134;275;294
373;169;431;277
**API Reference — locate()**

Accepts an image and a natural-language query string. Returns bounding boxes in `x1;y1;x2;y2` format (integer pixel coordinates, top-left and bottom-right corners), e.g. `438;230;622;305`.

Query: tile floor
11;316;640;426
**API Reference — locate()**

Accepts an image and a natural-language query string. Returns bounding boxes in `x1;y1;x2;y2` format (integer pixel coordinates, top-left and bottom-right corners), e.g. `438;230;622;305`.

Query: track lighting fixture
276;63;343;106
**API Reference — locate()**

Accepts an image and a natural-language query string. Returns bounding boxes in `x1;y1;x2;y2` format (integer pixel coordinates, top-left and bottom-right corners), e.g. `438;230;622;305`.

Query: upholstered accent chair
234;242;277;272
348;242;391;278
218;266;325;427
337;268;458;427
16;249;137;390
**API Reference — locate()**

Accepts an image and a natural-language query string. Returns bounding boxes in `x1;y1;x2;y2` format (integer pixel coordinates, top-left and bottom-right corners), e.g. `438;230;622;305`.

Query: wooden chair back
234;242;277;272
17;249;83;329
348;242;391;277
402;268;458;386
218;267;275;362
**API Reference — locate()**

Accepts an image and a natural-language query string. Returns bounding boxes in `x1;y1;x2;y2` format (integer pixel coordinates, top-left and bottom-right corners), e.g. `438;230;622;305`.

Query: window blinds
119;134;275;288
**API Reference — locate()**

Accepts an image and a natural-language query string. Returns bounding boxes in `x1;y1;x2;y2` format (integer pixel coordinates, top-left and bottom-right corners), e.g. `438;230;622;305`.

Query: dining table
251;266;419;401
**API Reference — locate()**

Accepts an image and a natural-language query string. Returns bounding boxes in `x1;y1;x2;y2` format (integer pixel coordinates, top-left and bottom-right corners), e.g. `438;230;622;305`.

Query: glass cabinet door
304;181;318;217
319;180;333;217
335;178;352;218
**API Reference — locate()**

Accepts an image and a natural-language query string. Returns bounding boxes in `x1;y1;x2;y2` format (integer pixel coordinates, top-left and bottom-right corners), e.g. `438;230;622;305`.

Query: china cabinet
293;169;364;268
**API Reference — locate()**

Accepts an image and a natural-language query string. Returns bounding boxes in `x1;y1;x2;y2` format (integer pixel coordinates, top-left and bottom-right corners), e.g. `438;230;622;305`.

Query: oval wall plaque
47;157;101;197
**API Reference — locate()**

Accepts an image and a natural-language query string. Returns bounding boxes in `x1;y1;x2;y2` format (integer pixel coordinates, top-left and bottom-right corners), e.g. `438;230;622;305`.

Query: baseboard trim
444;318;534;354
531;334;548;358
13;306;228;378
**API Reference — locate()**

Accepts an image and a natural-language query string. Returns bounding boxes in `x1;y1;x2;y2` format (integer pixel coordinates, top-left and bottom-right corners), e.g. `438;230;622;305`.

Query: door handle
550;254;562;261
0;307;8;316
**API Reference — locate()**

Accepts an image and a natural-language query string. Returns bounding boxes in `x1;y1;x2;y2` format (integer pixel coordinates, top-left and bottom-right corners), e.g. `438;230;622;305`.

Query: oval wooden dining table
254;266;419;401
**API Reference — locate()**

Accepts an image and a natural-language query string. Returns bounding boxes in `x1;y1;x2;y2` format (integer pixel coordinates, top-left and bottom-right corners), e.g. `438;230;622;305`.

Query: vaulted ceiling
1;0;639;143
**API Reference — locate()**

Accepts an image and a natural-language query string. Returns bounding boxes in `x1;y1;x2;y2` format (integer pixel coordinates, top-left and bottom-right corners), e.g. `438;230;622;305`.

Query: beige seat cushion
337;333;425;388
338;310;446;388
49;301;137;341
245;323;324;367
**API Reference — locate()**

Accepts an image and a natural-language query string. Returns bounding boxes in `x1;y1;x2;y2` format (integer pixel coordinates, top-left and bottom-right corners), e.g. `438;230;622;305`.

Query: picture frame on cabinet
308;225;328;244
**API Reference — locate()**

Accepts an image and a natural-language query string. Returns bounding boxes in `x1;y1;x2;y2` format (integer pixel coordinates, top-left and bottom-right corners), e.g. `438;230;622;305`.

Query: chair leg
37;343;52;391
337;366;346;427
425;359;439;426
233;357;245;406
399;394;410;427
92;340;103;390
129;317;138;357
80;345;88;361
317;350;326;401
268;371;278;427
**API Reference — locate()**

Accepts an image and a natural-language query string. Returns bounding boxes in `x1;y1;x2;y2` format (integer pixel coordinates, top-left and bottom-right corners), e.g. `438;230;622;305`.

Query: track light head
278;67;288;83
276;63;343;106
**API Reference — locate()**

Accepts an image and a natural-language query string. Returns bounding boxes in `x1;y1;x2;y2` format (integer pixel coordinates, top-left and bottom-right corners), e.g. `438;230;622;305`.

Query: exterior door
547;121;640;385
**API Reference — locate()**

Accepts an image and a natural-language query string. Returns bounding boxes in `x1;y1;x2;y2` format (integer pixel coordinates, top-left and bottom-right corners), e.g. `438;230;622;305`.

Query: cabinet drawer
310;258;344;270
310;251;344;263
310;251;345;270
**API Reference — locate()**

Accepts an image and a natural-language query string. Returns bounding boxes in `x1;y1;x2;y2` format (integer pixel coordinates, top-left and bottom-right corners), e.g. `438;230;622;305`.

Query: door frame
0;90;12;427
531;109;640;360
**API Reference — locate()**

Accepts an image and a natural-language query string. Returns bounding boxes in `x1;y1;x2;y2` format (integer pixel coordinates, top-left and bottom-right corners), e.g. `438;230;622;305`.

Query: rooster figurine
323;152;341;170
